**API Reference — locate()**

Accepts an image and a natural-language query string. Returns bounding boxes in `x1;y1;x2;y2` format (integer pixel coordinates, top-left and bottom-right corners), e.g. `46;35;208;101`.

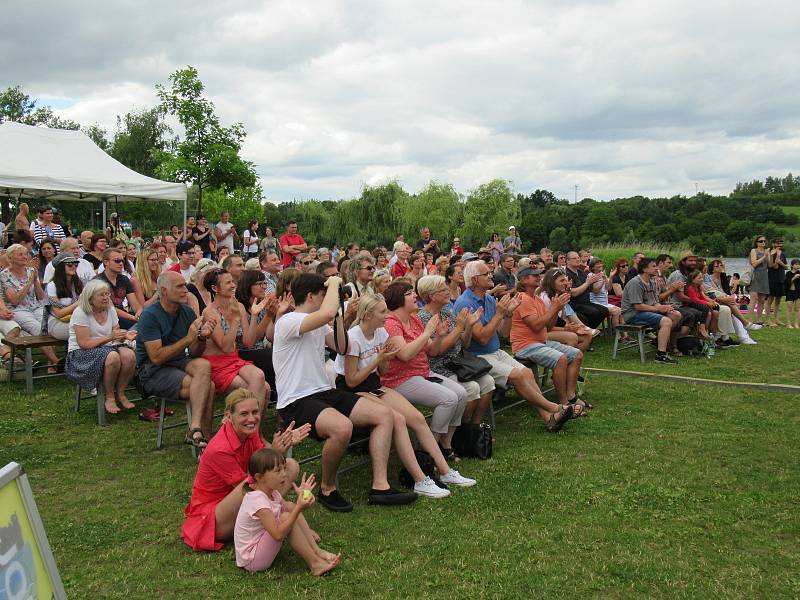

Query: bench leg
96;382;107;426
25;348;33;394
637;330;646;363
156;396;166;449
8;345;16;382
74;384;82;413
612;330;620;359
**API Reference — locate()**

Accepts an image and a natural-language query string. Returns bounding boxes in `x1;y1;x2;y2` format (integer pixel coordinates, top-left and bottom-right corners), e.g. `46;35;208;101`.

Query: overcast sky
3;0;799;203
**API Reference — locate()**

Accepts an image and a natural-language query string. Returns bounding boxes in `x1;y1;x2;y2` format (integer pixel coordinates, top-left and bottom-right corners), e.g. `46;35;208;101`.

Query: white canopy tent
0;121;187;231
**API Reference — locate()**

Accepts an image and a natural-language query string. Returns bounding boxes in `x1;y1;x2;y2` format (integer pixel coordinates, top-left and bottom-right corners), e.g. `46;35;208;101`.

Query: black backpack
676;336;704;357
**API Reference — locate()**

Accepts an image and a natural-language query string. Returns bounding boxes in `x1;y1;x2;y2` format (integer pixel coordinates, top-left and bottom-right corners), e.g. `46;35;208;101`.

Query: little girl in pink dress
234;448;340;575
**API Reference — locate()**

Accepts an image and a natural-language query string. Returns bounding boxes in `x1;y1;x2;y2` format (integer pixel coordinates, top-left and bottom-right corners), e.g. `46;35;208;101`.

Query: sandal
185;427;208;449
438;443;461;463
569;396;592;411
546;404;575;433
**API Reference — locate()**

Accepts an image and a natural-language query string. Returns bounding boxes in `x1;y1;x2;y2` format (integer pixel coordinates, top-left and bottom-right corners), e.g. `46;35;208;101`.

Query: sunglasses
757;239;766;243
361;265;375;271
111;259;124;264
302;261;313;265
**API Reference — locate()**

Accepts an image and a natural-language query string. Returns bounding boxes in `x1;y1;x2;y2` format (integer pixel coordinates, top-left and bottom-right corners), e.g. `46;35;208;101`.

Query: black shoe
655;353;677;364
432;477;449;490
368;487;418;506
721;338;740;347
438;443;461;463
318;489;353;513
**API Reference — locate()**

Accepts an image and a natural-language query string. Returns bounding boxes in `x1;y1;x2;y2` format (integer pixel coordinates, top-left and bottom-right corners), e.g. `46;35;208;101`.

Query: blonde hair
5;243;28;260
354;293;386;326
224;388;258;414
416;274;446;302
134;248;159;299
369;270;391;294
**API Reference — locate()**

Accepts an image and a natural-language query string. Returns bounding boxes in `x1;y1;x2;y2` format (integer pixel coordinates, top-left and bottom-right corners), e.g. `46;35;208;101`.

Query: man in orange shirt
511;267;586;408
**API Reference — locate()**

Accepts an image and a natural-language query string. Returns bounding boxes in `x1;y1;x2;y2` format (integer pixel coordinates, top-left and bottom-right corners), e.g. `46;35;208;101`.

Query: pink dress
234;489;287;572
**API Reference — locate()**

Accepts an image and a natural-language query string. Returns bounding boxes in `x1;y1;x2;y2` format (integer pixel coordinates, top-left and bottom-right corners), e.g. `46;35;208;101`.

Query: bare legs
180;358;215;439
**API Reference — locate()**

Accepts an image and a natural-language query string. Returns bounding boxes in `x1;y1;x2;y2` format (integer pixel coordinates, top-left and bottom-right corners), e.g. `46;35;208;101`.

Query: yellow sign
0;462;65;600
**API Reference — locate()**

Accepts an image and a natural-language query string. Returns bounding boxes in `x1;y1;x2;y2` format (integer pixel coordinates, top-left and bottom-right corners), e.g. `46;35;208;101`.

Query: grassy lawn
1;329;798;599
584;326;800;386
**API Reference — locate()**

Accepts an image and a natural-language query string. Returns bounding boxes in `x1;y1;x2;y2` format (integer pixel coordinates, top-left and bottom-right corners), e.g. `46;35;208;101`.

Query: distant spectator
415;227;441;259
31;205;66;251
214;211;239;255
503;226;521;254
279;221;307;268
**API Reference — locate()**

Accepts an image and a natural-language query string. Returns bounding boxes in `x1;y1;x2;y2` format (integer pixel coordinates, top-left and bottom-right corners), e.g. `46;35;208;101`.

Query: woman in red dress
181;389;311;551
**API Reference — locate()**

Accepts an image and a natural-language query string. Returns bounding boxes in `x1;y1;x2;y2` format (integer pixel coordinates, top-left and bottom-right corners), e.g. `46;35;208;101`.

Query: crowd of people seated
1;205;795;575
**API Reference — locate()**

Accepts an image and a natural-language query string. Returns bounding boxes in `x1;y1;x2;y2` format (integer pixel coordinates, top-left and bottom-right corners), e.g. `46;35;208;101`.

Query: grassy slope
780;205;800;238
1;330;799;599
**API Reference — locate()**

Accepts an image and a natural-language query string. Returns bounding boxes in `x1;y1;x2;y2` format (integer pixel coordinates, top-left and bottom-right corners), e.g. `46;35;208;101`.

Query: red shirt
390;260;409;278
510;292;548;353
181;421;265;551
381;313;431;388
279;233;306;267
685;285;710;306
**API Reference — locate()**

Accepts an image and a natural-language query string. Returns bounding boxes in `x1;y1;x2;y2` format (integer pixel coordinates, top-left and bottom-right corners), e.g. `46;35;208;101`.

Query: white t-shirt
179;264;196;283
43;258;96;285
67;305;119;353
215;222;235;252
272;311;332;409
334;326;388;376
242;229;259;254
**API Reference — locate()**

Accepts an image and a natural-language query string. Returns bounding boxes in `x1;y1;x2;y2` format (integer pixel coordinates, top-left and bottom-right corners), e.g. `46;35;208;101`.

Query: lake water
721;257;748;276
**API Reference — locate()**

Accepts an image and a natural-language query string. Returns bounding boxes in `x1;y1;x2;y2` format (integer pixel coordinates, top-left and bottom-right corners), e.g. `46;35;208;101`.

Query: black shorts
768;278;785;298
278;388;361;441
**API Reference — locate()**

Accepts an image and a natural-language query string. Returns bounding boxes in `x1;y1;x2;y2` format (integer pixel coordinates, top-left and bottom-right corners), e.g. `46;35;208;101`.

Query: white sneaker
742;338;757;345
414;476;451;498
439;469;477;487
747;323;763;330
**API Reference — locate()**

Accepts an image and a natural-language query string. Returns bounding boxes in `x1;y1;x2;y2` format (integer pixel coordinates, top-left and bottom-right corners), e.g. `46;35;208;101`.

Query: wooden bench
5;335;66;394
611;324;653;363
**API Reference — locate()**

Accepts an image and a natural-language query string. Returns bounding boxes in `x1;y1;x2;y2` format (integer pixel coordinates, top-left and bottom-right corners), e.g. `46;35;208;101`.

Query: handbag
451;423;493;459
447;351;491;382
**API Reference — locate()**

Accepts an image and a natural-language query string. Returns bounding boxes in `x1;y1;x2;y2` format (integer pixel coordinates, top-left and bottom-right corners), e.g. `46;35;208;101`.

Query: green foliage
111;107;176;178
461;179;520;250
549;226;570;251
156;66;256;212
395;180;462;243
581;204;622;246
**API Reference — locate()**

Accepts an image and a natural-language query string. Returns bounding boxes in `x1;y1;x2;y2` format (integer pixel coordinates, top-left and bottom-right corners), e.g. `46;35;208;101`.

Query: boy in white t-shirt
272;273;417;513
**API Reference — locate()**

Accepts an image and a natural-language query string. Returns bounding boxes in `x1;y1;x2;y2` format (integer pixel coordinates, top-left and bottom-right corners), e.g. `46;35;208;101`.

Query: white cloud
3;0;799;202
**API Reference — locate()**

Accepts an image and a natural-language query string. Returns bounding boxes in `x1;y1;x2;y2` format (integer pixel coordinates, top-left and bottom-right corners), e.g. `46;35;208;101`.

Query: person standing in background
279;221;307;268
214;211;239;256
503;226;521;255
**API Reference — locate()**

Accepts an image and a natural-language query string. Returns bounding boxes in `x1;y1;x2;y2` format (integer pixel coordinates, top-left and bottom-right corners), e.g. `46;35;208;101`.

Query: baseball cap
508;225;516;231
461;252;479;262
517;267;544;278
52;252;79;268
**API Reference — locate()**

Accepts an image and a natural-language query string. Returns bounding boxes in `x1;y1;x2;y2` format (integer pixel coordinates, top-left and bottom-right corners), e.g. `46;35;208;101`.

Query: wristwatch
196;334;208;342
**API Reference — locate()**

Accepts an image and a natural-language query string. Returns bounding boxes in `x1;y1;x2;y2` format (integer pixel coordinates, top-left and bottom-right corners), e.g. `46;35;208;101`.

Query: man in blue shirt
453;261;582;431
136;271;216;448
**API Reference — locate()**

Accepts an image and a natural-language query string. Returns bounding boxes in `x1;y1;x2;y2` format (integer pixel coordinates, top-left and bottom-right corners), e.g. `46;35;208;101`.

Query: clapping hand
111;326;127;342
455;308;469;330
435;317;450;337
124;330;138;342
250;295;270;316
379;339;401;362
424;314;440;335
555;292;571;309
466;307;483;327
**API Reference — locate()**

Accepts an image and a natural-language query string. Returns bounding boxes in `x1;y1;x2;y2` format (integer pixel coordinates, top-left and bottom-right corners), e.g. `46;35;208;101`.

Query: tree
580;204;621;245
461;179;520;250
0;85;79;129
549;227;570;251
156;67;256;213
111;107;175;178
395;180;461;244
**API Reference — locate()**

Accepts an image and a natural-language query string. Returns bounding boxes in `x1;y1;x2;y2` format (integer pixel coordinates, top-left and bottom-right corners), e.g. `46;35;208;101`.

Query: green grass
780;205;800;238
1;329;799;599
588;243;686;267
584;326;800;386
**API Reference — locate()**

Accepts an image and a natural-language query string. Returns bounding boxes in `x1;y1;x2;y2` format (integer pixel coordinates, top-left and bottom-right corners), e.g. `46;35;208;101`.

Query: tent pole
183;190;188;241
102;199;107;237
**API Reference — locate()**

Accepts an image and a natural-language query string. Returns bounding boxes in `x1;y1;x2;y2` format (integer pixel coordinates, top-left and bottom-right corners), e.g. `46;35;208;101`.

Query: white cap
508;225;516;231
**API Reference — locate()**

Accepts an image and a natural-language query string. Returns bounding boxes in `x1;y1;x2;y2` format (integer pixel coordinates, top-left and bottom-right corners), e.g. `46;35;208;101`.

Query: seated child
234;448;340;575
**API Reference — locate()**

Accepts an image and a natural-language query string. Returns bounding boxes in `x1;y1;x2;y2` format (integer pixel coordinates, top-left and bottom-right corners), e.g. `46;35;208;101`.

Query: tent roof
0;122;186;202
